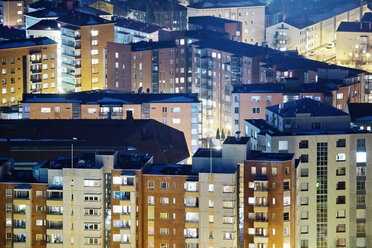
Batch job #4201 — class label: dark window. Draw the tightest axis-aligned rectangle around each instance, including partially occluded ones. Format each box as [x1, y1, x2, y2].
[312, 122, 320, 129]
[336, 181, 346, 190]
[336, 196, 346, 204]
[336, 139, 346, 147]
[300, 154, 309, 163]
[336, 167, 346, 176]
[301, 168, 308, 177]
[284, 181, 290, 191]
[283, 212, 289, 221]
[299, 140, 308, 149]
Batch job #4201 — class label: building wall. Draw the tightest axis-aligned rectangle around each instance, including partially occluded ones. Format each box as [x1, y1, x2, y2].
[0, 43, 58, 107]
[243, 158, 296, 248]
[187, 5, 265, 45]
[2, 0, 24, 26]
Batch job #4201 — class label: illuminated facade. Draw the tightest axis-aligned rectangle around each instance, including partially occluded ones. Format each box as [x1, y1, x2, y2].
[0, 37, 58, 107]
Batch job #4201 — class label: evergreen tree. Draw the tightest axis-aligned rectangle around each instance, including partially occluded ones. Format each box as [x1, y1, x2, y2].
[216, 128, 220, 139]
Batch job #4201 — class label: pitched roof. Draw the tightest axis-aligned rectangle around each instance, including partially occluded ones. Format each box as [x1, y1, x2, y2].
[0, 25, 26, 40]
[0, 37, 56, 50]
[337, 21, 372, 33]
[188, 16, 240, 27]
[114, 17, 162, 34]
[28, 19, 60, 31]
[232, 82, 337, 94]
[347, 103, 372, 122]
[24, 7, 66, 18]
[75, 6, 111, 16]
[266, 98, 349, 117]
[57, 11, 113, 26]
[22, 91, 199, 104]
[0, 119, 189, 164]
[188, 0, 264, 9]
[192, 39, 275, 57]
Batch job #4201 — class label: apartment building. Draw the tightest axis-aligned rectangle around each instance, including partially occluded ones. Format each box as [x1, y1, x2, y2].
[1, 0, 28, 26]
[266, 3, 367, 53]
[336, 14, 372, 66]
[191, 38, 272, 140]
[0, 37, 58, 107]
[114, 17, 163, 44]
[245, 98, 372, 248]
[22, 91, 200, 156]
[107, 41, 187, 94]
[242, 152, 296, 248]
[57, 11, 114, 92]
[187, 0, 265, 45]
[188, 16, 242, 42]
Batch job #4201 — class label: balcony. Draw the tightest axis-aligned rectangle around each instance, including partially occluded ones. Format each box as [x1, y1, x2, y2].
[30, 68, 42, 73]
[47, 221, 63, 230]
[14, 221, 26, 229]
[30, 59, 42, 64]
[30, 77, 42, 83]
[47, 191, 63, 201]
[14, 191, 30, 200]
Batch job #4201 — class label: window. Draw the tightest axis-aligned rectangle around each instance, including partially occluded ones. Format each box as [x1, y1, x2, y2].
[266, 96, 272, 102]
[160, 182, 168, 189]
[223, 185, 234, 193]
[337, 196, 346, 204]
[84, 180, 100, 187]
[251, 107, 260, 114]
[283, 212, 289, 221]
[337, 167, 346, 176]
[36, 191, 43, 198]
[160, 213, 168, 220]
[251, 167, 256, 174]
[36, 234, 43, 241]
[337, 139, 346, 147]
[171, 118, 181, 124]
[337, 210, 346, 218]
[251, 96, 261, 102]
[171, 107, 180, 113]
[357, 181, 365, 190]
[337, 238, 346, 247]
[301, 168, 308, 177]
[301, 182, 308, 191]
[91, 49, 98, 55]
[300, 197, 308, 205]
[301, 211, 308, 220]
[278, 141, 288, 152]
[160, 197, 169, 205]
[36, 220, 43, 226]
[6, 203, 12, 213]
[272, 167, 278, 176]
[160, 228, 169, 235]
[1, 69, 6, 74]
[337, 181, 346, 190]
[299, 140, 308, 149]
[357, 195, 365, 205]
[336, 153, 346, 161]
[301, 225, 309, 234]
[301, 240, 309, 248]
[92, 59, 99, 65]
[336, 93, 343, 99]
[224, 232, 233, 240]
[84, 223, 99, 230]
[357, 223, 365, 233]
[284, 181, 290, 190]
[148, 181, 154, 190]
[337, 224, 346, 233]
[91, 30, 99, 36]
[300, 154, 309, 163]
[6, 189, 12, 198]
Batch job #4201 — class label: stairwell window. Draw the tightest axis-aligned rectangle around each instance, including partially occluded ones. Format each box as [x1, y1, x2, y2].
[91, 30, 99, 36]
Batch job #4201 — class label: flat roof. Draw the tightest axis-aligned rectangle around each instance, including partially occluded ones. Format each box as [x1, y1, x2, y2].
[193, 148, 222, 158]
[246, 151, 294, 161]
[188, 0, 264, 9]
[337, 21, 372, 33]
[22, 91, 199, 104]
[0, 37, 57, 50]
[57, 10, 114, 27]
[143, 163, 196, 176]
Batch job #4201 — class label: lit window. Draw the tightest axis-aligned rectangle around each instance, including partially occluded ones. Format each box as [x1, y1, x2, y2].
[92, 40, 98, 46]
[91, 30, 99, 36]
[91, 49, 98, 55]
[41, 107, 51, 113]
[92, 59, 99, 65]
[171, 118, 180, 124]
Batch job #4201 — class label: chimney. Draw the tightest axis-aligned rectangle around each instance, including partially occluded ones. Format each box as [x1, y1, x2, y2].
[235, 131, 241, 142]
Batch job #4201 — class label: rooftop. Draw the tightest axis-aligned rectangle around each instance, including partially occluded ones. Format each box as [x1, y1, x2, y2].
[130, 40, 176, 51]
[0, 119, 189, 164]
[347, 103, 372, 122]
[28, 0, 52, 10]
[22, 91, 199, 104]
[246, 151, 294, 161]
[188, 0, 264, 9]
[223, 136, 250, 145]
[28, 19, 60, 31]
[192, 39, 275, 57]
[75, 6, 111, 16]
[337, 21, 372, 33]
[143, 163, 195, 176]
[193, 148, 222, 158]
[188, 16, 240, 27]
[115, 153, 152, 170]
[283, 2, 359, 29]
[361, 12, 372, 23]
[0, 37, 57, 50]
[0, 25, 26, 40]
[24, 7, 66, 18]
[114, 17, 162, 33]
[232, 82, 337, 94]
[57, 11, 113, 27]
[266, 98, 349, 118]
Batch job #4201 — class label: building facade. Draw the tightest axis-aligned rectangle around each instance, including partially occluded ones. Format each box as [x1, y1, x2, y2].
[187, 1, 265, 45]
[57, 11, 114, 92]
[0, 37, 58, 107]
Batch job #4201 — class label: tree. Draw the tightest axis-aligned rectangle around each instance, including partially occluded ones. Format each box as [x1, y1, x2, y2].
[216, 128, 220, 139]
[221, 128, 226, 140]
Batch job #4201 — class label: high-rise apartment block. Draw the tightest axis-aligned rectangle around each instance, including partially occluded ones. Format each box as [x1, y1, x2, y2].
[57, 11, 114, 92]
[245, 98, 372, 248]
[1, 0, 28, 26]
[187, 0, 265, 45]
[0, 37, 58, 107]
[107, 40, 187, 94]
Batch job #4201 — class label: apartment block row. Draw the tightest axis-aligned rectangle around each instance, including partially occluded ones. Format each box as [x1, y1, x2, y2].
[0, 133, 297, 248]
[21, 92, 200, 156]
